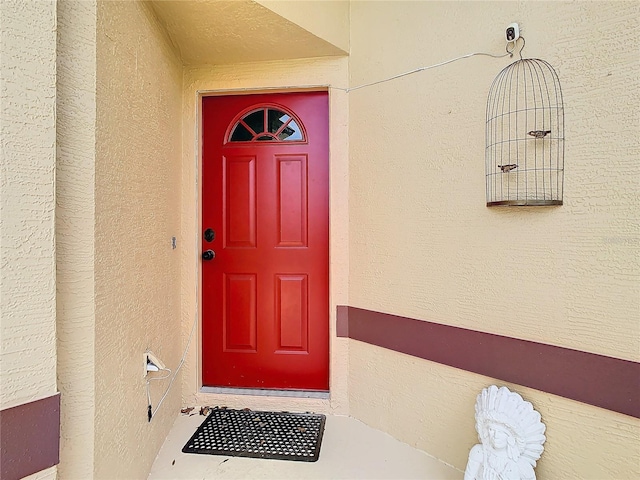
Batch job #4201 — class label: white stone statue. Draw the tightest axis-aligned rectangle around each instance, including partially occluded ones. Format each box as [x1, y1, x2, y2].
[464, 385, 546, 480]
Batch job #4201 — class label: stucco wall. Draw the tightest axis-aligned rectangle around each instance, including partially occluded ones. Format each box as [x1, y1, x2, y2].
[94, 1, 183, 478]
[22, 467, 57, 480]
[0, 0, 57, 410]
[181, 57, 350, 415]
[350, 342, 639, 479]
[258, 0, 350, 53]
[56, 1, 98, 478]
[150, 0, 345, 66]
[348, 1, 639, 478]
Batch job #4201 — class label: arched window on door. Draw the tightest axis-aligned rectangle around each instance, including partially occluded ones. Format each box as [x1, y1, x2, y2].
[226, 106, 306, 143]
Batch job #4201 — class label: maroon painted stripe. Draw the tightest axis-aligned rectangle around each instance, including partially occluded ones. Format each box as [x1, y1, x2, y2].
[0, 393, 60, 480]
[336, 305, 349, 337]
[337, 306, 640, 418]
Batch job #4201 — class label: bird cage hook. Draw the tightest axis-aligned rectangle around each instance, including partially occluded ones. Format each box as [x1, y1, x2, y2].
[505, 36, 526, 60]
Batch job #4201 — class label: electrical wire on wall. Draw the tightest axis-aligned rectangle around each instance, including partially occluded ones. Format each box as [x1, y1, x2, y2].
[146, 366, 171, 421]
[331, 45, 515, 94]
[212, 42, 517, 96]
[146, 312, 198, 422]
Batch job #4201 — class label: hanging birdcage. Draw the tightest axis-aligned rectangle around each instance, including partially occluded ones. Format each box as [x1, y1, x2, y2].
[485, 53, 564, 206]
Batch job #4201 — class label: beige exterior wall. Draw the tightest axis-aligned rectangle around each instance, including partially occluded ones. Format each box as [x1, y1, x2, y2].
[181, 57, 350, 415]
[56, 1, 97, 478]
[258, 0, 350, 53]
[22, 467, 57, 480]
[0, 0, 57, 413]
[350, 342, 639, 479]
[348, 1, 639, 477]
[93, 1, 183, 478]
[149, 0, 345, 66]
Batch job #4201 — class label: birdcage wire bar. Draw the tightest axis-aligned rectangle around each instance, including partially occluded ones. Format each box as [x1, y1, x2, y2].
[485, 58, 564, 206]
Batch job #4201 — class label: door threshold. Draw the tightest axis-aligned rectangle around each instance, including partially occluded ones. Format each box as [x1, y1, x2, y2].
[200, 386, 330, 399]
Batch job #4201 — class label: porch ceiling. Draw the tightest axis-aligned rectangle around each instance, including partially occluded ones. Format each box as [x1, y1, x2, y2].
[148, 0, 346, 66]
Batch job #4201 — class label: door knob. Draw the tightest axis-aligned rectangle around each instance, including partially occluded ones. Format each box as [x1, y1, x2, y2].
[204, 228, 215, 242]
[202, 250, 215, 261]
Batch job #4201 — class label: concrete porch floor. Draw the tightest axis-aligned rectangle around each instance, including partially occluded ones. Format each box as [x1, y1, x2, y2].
[148, 411, 461, 479]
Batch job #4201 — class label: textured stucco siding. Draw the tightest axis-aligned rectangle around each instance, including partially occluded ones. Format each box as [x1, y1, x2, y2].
[0, 0, 57, 410]
[22, 466, 57, 480]
[350, 342, 639, 479]
[94, 1, 183, 478]
[257, 0, 350, 53]
[181, 58, 350, 415]
[348, 1, 639, 478]
[149, 0, 344, 67]
[56, 1, 97, 478]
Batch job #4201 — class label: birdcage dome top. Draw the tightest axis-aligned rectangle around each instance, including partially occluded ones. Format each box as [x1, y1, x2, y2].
[488, 58, 563, 112]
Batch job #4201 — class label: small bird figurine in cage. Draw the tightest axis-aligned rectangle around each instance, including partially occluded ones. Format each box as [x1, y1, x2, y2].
[527, 130, 551, 139]
[498, 164, 518, 173]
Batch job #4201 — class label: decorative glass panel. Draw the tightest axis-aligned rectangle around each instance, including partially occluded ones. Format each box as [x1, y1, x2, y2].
[243, 110, 264, 135]
[230, 123, 253, 142]
[227, 107, 305, 143]
[268, 109, 288, 134]
[279, 120, 302, 141]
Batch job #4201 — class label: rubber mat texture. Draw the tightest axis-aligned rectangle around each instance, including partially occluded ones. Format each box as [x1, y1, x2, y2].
[182, 408, 326, 462]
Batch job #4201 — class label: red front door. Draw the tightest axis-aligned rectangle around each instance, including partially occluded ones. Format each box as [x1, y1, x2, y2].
[201, 92, 329, 391]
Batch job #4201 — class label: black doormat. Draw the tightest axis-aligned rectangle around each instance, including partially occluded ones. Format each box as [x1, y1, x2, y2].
[182, 408, 326, 462]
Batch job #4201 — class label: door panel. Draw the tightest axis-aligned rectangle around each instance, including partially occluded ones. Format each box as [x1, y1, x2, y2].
[276, 155, 308, 247]
[224, 156, 257, 248]
[223, 273, 257, 352]
[275, 274, 308, 352]
[202, 92, 329, 391]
